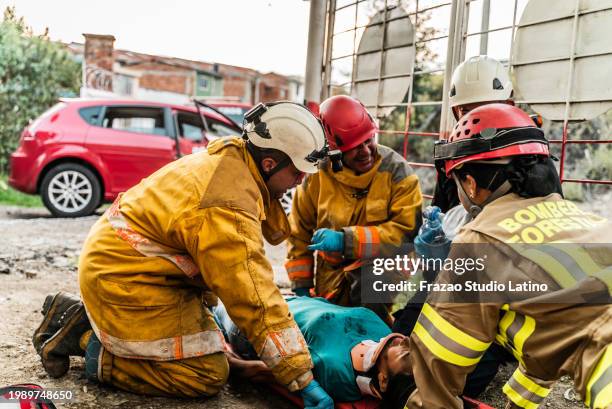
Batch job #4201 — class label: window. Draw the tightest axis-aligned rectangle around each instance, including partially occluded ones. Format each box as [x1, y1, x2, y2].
[207, 118, 240, 138]
[114, 74, 136, 96]
[197, 76, 210, 92]
[101, 106, 168, 136]
[79, 106, 102, 125]
[176, 112, 204, 142]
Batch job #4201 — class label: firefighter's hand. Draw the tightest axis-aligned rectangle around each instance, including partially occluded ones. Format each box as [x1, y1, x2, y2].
[301, 380, 334, 409]
[414, 206, 451, 261]
[307, 228, 344, 252]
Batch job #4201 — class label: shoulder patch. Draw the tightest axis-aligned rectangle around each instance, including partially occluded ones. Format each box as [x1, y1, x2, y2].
[377, 145, 415, 183]
[200, 155, 261, 218]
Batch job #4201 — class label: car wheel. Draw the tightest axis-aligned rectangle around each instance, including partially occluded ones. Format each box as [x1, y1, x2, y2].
[41, 163, 101, 217]
[280, 188, 295, 215]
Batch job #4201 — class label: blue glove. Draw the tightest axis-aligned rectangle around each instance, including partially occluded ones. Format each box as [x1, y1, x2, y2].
[301, 380, 334, 409]
[294, 287, 311, 297]
[307, 228, 344, 252]
[414, 206, 451, 260]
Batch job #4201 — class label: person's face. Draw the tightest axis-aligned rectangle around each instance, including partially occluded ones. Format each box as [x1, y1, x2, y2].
[262, 158, 305, 200]
[456, 173, 492, 210]
[376, 336, 412, 393]
[342, 137, 377, 174]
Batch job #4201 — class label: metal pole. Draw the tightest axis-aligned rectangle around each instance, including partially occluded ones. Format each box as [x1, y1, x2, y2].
[479, 0, 491, 55]
[304, 0, 327, 104]
[439, 0, 464, 139]
[560, 0, 581, 182]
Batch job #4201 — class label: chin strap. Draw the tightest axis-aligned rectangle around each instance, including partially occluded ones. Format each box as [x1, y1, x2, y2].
[452, 173, 512, 218]
[246, 141, 292, 182]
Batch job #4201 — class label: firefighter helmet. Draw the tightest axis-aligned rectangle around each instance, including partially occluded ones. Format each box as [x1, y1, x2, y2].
[449, 56, 513, 111]
[434, 104, 549, 176]
[319, 95, 377, 152]
[243, 101, 327, 173]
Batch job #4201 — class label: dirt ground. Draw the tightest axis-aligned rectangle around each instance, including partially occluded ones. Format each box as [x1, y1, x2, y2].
[2, 198, 606, 408]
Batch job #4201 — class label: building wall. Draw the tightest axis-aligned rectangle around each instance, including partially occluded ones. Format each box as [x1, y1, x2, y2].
[77, 34, 303, 106]
[258, 73, 290, 103]
[135, 88, 191, 105]
[195, 72, 223, 97]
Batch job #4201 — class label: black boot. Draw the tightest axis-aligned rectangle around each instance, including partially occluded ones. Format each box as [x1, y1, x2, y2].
[40, 303, 91, 378]
[32, 292, 81, 354]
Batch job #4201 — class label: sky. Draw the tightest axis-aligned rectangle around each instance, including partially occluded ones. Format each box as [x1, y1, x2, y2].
[1, 0, 312, 76]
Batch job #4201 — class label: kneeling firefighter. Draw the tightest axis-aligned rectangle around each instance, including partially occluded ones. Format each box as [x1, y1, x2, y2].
[285, 95, 423, 323]
[403, 104, 612, 409]
[32, 102, 335, 408]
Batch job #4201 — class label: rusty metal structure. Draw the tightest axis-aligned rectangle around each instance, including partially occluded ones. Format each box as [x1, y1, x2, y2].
[305, 0, 612, 197]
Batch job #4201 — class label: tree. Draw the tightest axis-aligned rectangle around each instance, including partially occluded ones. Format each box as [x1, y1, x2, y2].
[0, 7, 81, 172]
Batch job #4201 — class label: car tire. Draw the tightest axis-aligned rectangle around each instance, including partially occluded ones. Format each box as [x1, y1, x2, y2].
[40, 163, 101, 217]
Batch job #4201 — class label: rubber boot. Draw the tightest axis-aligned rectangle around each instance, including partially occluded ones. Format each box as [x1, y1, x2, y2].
[39, 303, 91, 378]
[32, 292, 81, 354]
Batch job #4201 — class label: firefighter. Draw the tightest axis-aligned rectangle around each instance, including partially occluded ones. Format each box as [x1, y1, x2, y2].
[32, 102, 335, 408]
[285, 95, 423, 321]
[402, 103, 612, 409]
[392, 55, 519, 398]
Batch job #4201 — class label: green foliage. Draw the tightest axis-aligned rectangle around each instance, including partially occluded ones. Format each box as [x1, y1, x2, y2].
[0, 173, 42, 207]
[0, 7, 81, 172]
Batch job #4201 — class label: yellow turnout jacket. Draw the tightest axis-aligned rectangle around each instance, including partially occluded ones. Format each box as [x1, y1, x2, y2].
[79, 137, 313, 391]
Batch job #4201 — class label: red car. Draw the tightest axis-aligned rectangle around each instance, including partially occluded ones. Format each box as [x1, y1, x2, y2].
[206, 101, 252, 126]
[9, 98, 242, 217]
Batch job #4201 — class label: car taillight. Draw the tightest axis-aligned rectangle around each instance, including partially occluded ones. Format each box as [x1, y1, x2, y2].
[21, 128, 34, 141]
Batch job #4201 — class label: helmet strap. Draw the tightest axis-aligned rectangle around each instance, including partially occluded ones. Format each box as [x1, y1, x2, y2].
[452, 173, 512, 218]
[245, 141, 292, 182]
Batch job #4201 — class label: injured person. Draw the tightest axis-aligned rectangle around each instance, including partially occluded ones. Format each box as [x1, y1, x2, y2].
[214, 296, 414, 406]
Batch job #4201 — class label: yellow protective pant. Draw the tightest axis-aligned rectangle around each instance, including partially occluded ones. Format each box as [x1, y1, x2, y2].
[98, 348, 229, 398]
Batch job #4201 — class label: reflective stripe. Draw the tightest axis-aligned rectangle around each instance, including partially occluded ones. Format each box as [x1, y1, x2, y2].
[518, 244, 605, 289]
[496, 305, 535, 366]
[586, 344, 612, 408]
[353, 226, 380, 259]
[594, 266, 612, 296]
[107, 195, 199, 278]
[259, 325, 308, 370]
[503, 367, 550, 409]
[286, 370, 314, 393]
[520, 246, 579, 288]
[89, 319, 225, 360]
[418, 312, 484, 360]
[413, 304, 490, 367]
[319, 250, 344, 265]
[285, 258, 314, 280]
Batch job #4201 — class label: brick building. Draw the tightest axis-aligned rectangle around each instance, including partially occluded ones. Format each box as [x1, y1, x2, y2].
[67, 34, 303, 105]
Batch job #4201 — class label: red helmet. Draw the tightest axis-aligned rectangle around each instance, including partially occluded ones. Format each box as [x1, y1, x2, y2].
[434, 104, 549, 176]
[319, 95, 377, 152]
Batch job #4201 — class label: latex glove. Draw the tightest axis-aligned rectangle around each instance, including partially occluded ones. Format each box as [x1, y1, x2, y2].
[414, 206, 451, 260]
[307, 228, 344, 252]
[294, 287, 311, 297]
[301, 380, 334, 409]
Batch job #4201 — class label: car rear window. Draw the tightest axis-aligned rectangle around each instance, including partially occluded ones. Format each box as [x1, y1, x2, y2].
[101, 106, 168, 136]
[78, 106, 102, 125]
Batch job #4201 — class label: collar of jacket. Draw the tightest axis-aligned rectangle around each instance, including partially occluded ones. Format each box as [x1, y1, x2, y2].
[327, 152, 382, 190]
[207, 137, 290, 245]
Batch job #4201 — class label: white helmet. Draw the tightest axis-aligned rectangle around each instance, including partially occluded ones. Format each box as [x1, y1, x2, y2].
[449, 55, 513, 108]
[243, 102, 327, 173]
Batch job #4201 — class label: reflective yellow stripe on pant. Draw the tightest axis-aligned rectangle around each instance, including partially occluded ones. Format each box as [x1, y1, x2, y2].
[503, 366, 552, 409]
[586, 344, 612, 409]
[413, 303, 491, 367]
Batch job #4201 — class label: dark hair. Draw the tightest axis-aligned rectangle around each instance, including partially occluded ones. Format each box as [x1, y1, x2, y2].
[381, 373, 417, 409]
[454, 155, 563, 199]
[246, 141, 290, 164]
